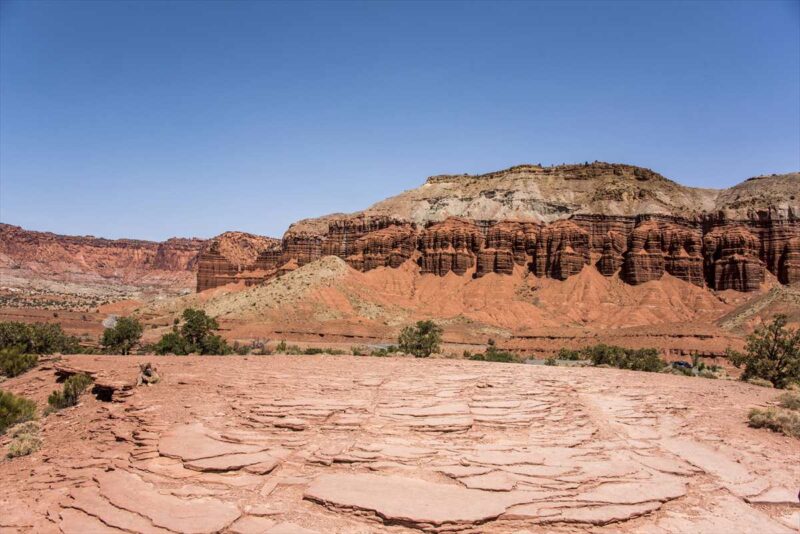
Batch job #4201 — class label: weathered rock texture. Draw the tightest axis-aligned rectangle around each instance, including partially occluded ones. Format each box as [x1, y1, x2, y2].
[195, 232, 281, 292]
[418, 218, 484, 276]
[191, 164, 798, 293]
[0, 223, 205, 291]
[3, 354, 798, 533]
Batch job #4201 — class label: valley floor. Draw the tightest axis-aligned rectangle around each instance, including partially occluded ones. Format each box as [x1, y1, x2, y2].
[1, 355, 799, 533]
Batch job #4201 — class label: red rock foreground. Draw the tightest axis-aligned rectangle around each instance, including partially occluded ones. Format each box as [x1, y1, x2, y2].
[1, 355, 798, 533]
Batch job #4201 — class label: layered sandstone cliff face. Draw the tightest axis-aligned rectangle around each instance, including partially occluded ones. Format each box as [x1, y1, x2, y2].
[195, 232, 282, 292]
[188, 165, 798, 293]
[213, 164, 794, 294]
[0, 223, 204, 289]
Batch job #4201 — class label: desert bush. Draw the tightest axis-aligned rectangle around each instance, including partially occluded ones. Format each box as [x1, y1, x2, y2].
[583, 344, 664, 373]
[154, 331, 191, 355]
[0, 389, 36, 434]
[544, 357, 557, 366]
[6, 420, 42, 458]
[351, 345, 367, 356]
[748, 407, 800, 438]
[398, 320, 442, 358]
[199, 333, 231, 355]
[272, 341, 303, 355]
[483, 339, 518, 362]
[303, 347, 346, 355]
[154, 309, 230, 355]
[747, 377, 774, 388]
[100, 317, 143, 355]
[0, 347, 38, 377]
[181, 308, 219, 347]
[47, 374, 93, 410]
[370, 345, 399, 357]
[7, 432, 42, 458]
[727, 315, 800, 389]
[777, 391, 800, 411]
[232, 342, 250, 355]
[0, 321, 80, 354]
[466, 340, 519, 363]
[698, 369, 718, 379]
[556, 348, 585, 361]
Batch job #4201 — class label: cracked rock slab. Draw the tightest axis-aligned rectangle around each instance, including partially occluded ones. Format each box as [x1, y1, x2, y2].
[304, 473, 523, 530]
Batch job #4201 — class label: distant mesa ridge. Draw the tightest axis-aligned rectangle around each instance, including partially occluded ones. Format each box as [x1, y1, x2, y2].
[1, 162, 797, 294]
[195, 162, 800, 293]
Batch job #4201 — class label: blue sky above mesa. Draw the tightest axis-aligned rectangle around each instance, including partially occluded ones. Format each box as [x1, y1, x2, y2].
[1, 0, 798, 241]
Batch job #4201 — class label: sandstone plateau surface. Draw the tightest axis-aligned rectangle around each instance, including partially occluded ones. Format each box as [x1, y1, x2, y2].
[2, 355, 799, 533]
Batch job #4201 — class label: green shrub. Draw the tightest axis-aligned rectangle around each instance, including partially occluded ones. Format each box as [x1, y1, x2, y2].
[199, 333, 231, 355]
[370, 345, 399, 357]
[6, 421, 42, 458]
[232, 342, 250, 355]
[100, 317, 143, 355]
[7, 432, 42, 458]
[698, 369, 718, 379]
[274, 342, 303, 355]
[154, 330, 191, 355]
[747, 377, 774, 388]
[0, 347, 38, 377]
[544, 357, 557, 366]
[0, 389, 36, 433]
[154, 309, 230, 355]
[777, 391, 800, 411]
[748, 407, 800, 438]
[48, 374, 93, 410]
[556, 348, 584, 361]
[583, 344, 664, 373]
[398, 320, 442, 358]
[0, 321, 80, 354]
[484, 349, 516, 363]
[465, 340, 519, 363]
[181, 308, 219, 347]
[727, 315, 800, 389]
[303, 347, 346, 355]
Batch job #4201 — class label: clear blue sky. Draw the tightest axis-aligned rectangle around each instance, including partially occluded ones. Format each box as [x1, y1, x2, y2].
[1, 1, 798, 241]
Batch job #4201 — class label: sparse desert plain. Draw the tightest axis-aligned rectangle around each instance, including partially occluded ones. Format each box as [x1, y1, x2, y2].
[1, 355, 799, 533]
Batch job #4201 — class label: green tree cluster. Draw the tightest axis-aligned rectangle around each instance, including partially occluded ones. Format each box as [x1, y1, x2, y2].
[100, 317, 144, 355]
[398, 320, 442, 358]
[155, 309, 230, 355]
[727, 315, 800, 389]
[0, 321, 80, 354]
[582, 344, 664, 372]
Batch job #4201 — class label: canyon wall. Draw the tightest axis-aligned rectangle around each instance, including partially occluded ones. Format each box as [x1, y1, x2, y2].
[195, 232, 282, 292]
[194, 165, 799, 293]
[196, 212, 799, 292]
[0, 223, 204, 289]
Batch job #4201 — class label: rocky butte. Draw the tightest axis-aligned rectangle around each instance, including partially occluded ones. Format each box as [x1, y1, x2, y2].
[194, 162, 800, 294]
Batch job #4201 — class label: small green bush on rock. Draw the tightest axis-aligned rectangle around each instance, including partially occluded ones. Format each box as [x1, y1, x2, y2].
[47, 374, 93, 410]
[6, 420, 42, 458]
[777, 391, 800, 411]
[0, 347, 38, 377]
[748, 407, 800, 438]
[0, 389, 36, 433]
